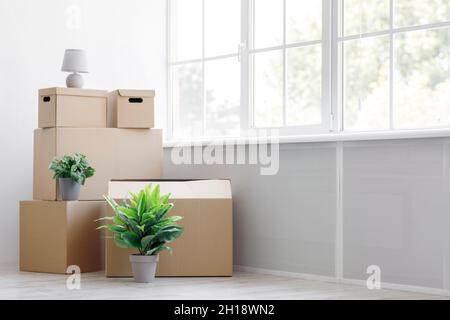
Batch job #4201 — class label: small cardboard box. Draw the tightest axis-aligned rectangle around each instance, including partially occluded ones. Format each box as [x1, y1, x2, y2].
[20, 201, 105, 274]
[33, 128, 163, 201]
[105, 179, 233, 277]
[107, 90, 155, 128]
[39, 87, 107, 128]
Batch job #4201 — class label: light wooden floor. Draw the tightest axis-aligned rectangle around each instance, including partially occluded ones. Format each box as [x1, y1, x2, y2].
[0, 267, 448, 300]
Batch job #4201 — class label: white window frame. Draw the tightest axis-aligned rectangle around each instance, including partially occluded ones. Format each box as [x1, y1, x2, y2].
[166, 0, 239, 141]
[243, 0, 333, 136]
[167, 0, 450, 142]
[167, 0, 242, 141]
[336, 0, 450, 132]
[167, 0, 333, 141]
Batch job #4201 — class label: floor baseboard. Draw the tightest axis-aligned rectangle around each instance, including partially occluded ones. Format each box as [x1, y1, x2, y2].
[234, 265, 450, 297]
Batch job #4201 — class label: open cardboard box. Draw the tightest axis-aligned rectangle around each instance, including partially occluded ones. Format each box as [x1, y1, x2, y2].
[105, 179, 233, 277]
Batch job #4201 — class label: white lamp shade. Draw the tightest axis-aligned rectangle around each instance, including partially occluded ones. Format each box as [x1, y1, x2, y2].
[61, 49, 89, 73]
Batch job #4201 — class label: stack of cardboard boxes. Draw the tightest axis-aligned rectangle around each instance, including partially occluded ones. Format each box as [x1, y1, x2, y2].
[20, 87, 161, 274]
[20, 87, 233, 277]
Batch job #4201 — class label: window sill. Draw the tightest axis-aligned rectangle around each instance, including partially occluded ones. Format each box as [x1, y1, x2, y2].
[163, 128, 450, 148]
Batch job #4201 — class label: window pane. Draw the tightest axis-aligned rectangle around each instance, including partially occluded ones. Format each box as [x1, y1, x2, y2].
[343, 0, 390, 36]
[172, 63, 203, 138]
[343, 36, 390, 131]
[395, 0, 450, 28]
[205, 0, 240, 57]
[286, 0, 322, 44]
[253, 51, 283, 127]
[171, 0, 202, 61]
[287, 46, 322, 126]
[254, 0, 283, 49]
[205, 58, 240, 137]
[394, 28, 450, 129]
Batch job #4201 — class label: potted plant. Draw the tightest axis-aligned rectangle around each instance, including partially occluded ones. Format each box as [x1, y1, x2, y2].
[98, 184, 183, 283]
[48, 153, 95, 201]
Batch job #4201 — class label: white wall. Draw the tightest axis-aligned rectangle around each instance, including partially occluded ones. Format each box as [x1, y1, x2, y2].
[0, 0, 167, 265]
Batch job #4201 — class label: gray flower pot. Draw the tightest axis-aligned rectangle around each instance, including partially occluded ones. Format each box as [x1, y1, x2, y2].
[58, 178, 81, 201]
[129, 254, 159, 283]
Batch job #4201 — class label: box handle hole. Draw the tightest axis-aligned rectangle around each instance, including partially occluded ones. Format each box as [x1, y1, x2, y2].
[43, 96, 51, 102]
[129, 98, 143, 103]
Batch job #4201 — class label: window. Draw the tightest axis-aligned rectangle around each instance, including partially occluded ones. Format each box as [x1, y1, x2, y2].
[169, 0, 241, 139]
[340, 0, 450, 131]
[168, 0, 450, 141]
[250, 0, 328, 134]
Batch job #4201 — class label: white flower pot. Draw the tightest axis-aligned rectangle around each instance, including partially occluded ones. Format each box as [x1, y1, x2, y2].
[129, 254, 159, 283]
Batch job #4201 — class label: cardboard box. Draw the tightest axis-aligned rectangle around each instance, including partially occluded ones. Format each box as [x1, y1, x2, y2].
[20, 201, 105, 274]
[105, 179, 233, 277]
[39, 87, 107, 128]
[33, 128, 163, 201]
[107, 90, 155, 128]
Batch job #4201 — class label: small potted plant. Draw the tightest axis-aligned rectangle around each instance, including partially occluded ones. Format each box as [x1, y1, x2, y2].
[98, 184, 183, 283]
[49, 153, 95, 201]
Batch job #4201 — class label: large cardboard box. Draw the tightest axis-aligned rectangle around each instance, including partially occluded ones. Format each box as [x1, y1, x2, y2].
[20, 201, 105, 274]
[107, 90, 155, 128]
[39, 87, 107, 128]
[105, 179, 233, 277]
[33, 128, 163, 201]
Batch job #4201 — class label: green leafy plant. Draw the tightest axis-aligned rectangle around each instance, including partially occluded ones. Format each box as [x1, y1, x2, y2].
[48, 153, 95, 185]
[98, 184, 183, 256]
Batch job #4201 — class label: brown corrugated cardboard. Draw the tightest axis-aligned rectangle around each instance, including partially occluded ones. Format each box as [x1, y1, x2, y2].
[33, 128, 163, 201]
[107, 90, 155, 128]
[20, 200, 105, 274]
[105, 179, 233, 277]
[39, 87, 107, 128]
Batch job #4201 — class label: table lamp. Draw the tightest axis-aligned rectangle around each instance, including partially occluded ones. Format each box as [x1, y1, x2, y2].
[61, 49, 89, 88]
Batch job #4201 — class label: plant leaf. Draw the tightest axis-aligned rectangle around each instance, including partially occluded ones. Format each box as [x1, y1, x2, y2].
[104, 196, 119, 210]
[160, 193, 171, 204]
[117, 207, 138, 219]
[114, 234, 129, 248]
[121, 231, 141, 249]
[95, 216, 114, 222]
[141, 235, 155, 249]
[147, 244, 172, 255]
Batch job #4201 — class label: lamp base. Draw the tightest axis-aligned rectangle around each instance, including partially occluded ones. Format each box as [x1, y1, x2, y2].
[66, 73, 84, 88]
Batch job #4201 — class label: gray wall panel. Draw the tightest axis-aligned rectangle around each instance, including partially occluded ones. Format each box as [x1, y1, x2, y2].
[343, 139, 448, 289]
[164, 143, 337, 276]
